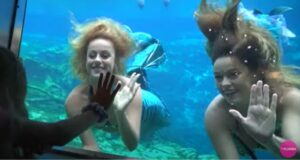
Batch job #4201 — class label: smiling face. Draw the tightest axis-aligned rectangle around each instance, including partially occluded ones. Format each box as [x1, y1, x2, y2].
[213, 56, 257, 106]
[86, 38, 116, 78]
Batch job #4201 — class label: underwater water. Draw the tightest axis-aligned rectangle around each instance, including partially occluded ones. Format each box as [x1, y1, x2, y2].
[19, 0, 300, 159]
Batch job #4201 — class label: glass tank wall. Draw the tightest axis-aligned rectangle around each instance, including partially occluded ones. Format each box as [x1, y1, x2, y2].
[19, 0, 300, 159]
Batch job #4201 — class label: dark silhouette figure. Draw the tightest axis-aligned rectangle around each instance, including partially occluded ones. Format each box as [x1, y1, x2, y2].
[0, 46, 120, 158]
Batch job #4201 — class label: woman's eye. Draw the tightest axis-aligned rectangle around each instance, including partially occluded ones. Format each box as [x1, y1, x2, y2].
[88, 51, 97, 58]
[214, 75, 222, 81]
[229, 72, 240, 79]
[101, 51, 110, 59]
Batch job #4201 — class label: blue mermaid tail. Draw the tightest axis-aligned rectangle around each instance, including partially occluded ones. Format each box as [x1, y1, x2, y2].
[125, 30, 170, 139]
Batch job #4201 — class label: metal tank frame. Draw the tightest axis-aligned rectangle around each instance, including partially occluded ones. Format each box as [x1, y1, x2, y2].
[0, 0, 27, 55]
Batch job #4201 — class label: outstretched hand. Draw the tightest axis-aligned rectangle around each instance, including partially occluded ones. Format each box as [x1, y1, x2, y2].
[113, 72, 140, 113]
[89, 72, 121, 110]
[229, 80, 278, 145]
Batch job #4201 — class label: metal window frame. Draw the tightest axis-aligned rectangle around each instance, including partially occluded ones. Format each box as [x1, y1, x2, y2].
[0, 0, 27, 56]
[10, 0, 28, 56]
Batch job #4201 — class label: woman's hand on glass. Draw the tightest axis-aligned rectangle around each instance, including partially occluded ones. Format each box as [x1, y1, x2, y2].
[113, 72, 140, 113]
[89, 72, 121, 110]
[229, 80, 278, 145]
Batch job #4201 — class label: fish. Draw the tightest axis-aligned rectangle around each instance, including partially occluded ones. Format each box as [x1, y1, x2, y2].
[238, 3, 296, 45]
[268, 6, 293, 16]
[163, 0, 170, 7]
[137, 0, 145, 9]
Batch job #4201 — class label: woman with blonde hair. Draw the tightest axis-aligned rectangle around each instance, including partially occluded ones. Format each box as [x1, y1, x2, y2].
[195, 0, 300, 158]
[65, 18, 141, 151]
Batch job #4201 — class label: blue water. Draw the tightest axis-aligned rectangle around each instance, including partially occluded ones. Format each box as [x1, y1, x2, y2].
[20, 0, 300, 159]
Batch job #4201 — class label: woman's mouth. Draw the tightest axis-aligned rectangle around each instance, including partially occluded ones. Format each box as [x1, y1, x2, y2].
[92, 67, 105, 71]
[91, 67, 106, 75]
[223, 90, 238, 97]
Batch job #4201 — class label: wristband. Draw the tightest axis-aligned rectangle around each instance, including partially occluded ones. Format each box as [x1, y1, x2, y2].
[81, 102, 108, 122]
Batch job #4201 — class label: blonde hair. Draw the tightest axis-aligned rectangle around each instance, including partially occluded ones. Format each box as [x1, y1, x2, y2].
[69, 18, 134, 82]
[194, 0, 300, 87]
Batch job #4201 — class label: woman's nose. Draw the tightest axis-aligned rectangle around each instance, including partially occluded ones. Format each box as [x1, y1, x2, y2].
[95, 54, 102, 62]
[221, 77, 231, 87]
[92, 54, 103, 66]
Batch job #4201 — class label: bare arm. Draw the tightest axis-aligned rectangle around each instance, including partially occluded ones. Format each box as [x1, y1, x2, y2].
[65, 72, 121, 151]
[229, 82, 300, 158]
[16, 110, 99, 148]
[114, 86, 142, 151]
[205, 95, 240, 159]
[262, 91, 300, 158]
[65, 90, 99, 151]
[0, 109, 15, 158]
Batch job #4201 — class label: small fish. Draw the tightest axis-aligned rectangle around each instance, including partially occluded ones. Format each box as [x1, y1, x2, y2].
[269, 6, 293, 16]
[163, 0, 170, 7]
[239, 3, 296, 45]
[137, 0, 145, 9]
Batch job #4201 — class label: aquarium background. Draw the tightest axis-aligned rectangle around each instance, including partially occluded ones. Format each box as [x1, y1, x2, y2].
[20, 0, 300, 159]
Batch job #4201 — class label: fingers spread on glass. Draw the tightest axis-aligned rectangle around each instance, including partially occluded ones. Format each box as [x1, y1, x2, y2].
[249, 84, 257, 106]
[112, 81, 122, 98]
[91, 72, 121, 109]
[251, 80, 277, 110]
[263, 84, 270, 108]
[270, 93, 278, 113]
[128, 72, 140, 91]
[256, 80, 263, 105]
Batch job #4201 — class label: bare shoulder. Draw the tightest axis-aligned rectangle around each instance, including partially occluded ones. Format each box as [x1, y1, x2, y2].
[282, 87, 300, 111]
[285, 87, 300, 99]
[205, 94, 228, 118]
[65, 84, 89, 116]
[205, 94, 235, 131]
[65, 85, 85, 105]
